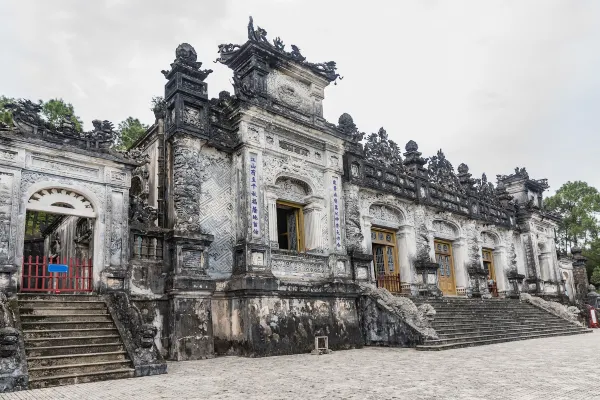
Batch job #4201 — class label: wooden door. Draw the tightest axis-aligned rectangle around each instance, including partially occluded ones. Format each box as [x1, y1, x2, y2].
[435, 240, 456, 295]
[372, 229, 401, 293]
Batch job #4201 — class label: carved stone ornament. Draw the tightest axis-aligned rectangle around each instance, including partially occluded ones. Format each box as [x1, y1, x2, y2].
[426, 149, 462, 192]
[216, 16, 342, 84]
[161, 43, 213, 81]
[2, 99, 119, 151]
[364, 128, 404, 171]
[172, 140, 202, 233]
[337, 113, 364, 142]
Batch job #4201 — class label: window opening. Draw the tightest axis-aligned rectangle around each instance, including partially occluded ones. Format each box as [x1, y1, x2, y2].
[276, 201, 304, 251]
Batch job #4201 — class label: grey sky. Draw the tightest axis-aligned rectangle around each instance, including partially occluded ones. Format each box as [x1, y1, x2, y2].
[1, 0, 599, 194]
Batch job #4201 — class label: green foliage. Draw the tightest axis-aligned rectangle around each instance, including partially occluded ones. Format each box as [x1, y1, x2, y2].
[116, 117, 149, 150]
[41, 98, 83, 132]
[591, 266, 600, 286]
[545, 181, 600, 252]
[584, 240, 600, 281]
[0, 95, 15, 126]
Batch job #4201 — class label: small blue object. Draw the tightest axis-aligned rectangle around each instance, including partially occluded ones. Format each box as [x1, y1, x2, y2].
[48, 264, 68, 273]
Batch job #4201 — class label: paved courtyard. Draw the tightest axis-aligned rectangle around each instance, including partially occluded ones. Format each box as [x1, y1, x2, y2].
[2, 331, 598, 400]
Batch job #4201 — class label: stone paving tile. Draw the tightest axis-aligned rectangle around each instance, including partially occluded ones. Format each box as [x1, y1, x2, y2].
[2, 331, 598, 400]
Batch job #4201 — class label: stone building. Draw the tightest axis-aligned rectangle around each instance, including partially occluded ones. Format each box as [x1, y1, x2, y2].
[0, 17, 590, 391]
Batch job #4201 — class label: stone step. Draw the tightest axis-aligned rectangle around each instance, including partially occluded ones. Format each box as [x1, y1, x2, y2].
[19, 300, 107, 310]
[22, 321, 115, 330]
[20, 314, 112, 323]
[29, 368, 135, 389]
[436, 325, 575, 338]
[26, 343, 125, 357]
[27, 351, 129, 368]
[19, 306, 108, 315]
[25, 335, 122, 347]
[432, 316, 564, 323]
[23, 327, 119, 339]
[432, 321, 570, 330]
[416, 329, 592, 351]
[424, 327, 589, 346]
[18, 294, 100, 302]
[28, 360, 134, 379]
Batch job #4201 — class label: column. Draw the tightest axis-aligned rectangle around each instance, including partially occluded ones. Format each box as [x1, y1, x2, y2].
[397, 225, 416, 291]
[303, 202, 323, 252]
[267, 193, 278, 248]
[452, 238, 468, 294]
[493, 245, 507, 296]
[363, 216, 374, 281]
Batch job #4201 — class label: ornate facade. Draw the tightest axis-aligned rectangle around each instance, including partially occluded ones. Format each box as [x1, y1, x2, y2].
[0, 17, 586, 371]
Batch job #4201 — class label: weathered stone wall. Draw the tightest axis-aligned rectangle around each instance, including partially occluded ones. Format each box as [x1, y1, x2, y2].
[197, 146, 234, 278]
[212, 293, 362, 356]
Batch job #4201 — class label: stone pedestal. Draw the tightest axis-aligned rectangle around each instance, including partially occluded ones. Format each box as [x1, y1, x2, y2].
[166, 231, 216, 360]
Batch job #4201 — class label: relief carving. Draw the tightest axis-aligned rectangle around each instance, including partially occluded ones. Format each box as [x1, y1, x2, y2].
[172, 139, 202, 233]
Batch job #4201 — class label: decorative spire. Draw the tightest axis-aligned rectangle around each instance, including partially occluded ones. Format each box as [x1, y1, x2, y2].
[403, 140, 427, 177]
[337, 113, 364, 142]
[162, 43, 213, 81]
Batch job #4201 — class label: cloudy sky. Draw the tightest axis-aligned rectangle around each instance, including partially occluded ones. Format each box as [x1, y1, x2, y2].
[1, 0, 599, 193]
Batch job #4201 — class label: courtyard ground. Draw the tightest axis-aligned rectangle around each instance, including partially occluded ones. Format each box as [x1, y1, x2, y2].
[2, 331, 597, 400]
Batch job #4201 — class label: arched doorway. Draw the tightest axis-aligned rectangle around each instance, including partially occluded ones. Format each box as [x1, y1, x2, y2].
[21, 188, 97, 294]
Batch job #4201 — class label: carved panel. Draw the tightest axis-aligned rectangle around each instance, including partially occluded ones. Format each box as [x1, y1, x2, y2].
[182, 106, 203, 129]
[0, 149, 18, 162]
[369, 204, 403, 225]
[271, 255, 329, 277]
[0, 173, 14, 263]
[481, 231, 497, 248]
[172, 138, 202, 233]
[432, 220, 458, 238]
[109, 191, 124, 266]
[265, 71, 312, 114]
[182, 249, 204, 271]
[30, 156, 100, 179]
[263, 154, 324, 193]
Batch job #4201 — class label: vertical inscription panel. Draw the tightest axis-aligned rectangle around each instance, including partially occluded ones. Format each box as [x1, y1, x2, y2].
[249, 152, 260, 238]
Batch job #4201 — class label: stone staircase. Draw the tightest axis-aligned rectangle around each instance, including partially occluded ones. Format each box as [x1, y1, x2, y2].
[18, 294, 135, 389]
[413, 297, 591, 351]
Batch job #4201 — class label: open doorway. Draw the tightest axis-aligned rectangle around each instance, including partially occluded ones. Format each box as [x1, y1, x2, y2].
[21, 188, 96, 294]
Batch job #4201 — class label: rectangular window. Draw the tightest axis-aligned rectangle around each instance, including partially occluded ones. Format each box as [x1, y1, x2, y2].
[276, 201, 304, 252]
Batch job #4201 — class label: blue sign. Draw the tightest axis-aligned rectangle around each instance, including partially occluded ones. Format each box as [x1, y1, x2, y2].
[48, 264, 68, 273]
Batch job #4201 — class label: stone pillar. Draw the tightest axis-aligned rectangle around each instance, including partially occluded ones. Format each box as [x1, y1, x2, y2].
[303, 201, 323, 252]
[539, 252, 552, 281]
[396, 225, 415, 290]
[493, 246, 508, 295]
[267, 193, 278, 248]
[362, 216, 374, 281]
[452, 238, 468, 295]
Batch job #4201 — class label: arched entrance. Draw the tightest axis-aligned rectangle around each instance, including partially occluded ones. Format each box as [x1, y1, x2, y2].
[21, 188, 97, 294]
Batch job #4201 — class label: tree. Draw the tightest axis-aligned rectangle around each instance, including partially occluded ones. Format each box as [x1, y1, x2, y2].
[116, 117, 148, 150]
[41, 98, 83, 132]
[0, 96, 15, 126]
[545, 181, 600, 253]
[584, 239, 600, 282]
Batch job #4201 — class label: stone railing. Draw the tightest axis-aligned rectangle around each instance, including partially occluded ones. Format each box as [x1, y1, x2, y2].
[104, 292, 167, 376]
[0, 293, 28, 393]
[358, 284, 437, 347]
[520, 293, 582, 326]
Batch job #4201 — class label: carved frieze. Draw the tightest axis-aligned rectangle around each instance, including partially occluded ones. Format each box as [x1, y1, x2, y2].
[30, 156, 100, 179]
[271, 254, 329, 277]
[432, 220, 458, 238]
